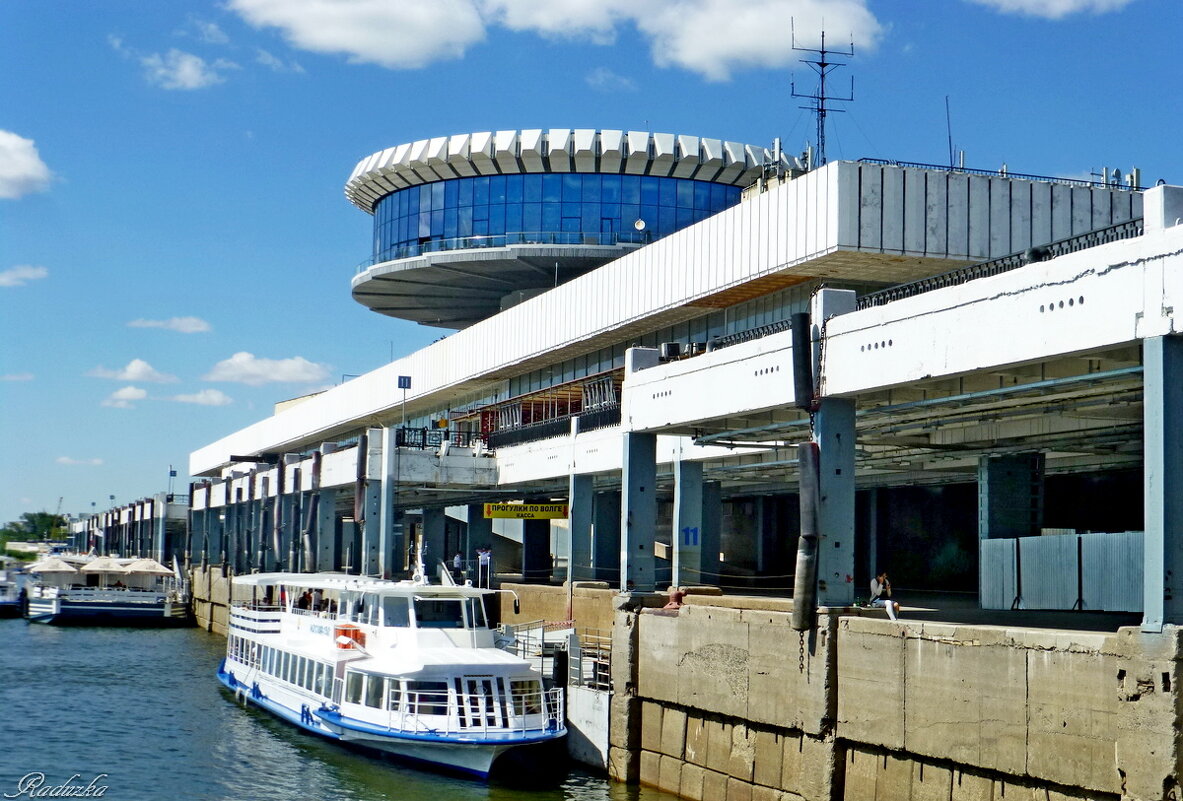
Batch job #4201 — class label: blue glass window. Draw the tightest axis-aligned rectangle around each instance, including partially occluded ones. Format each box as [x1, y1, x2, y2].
[372, 172, 741, 262]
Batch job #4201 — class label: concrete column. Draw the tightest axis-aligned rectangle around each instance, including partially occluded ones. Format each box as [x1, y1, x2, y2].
[812, 288, 857, 607]
[1143, 335, 1183, 631]
[673, 460, 703, 586]
[230, 488, 245, 573]
[423, 508, 447, 577]
[978, 453, 1045, 539]
[621, 432, 658, 591]
[593, 490, 622, 583]
[467, 503, 493, 554]
[359, 435, 383, 576]
[379, 426, 405, 579]
[569, 474, 594, 582]
[522, 518, 551, 584]
[865, 487, 879, 581]
[315, 487, 338, 572]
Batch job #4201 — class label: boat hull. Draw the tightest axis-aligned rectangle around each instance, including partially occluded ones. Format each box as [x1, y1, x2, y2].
[217, 662, 562, 779]
[25, 597, 191, 626]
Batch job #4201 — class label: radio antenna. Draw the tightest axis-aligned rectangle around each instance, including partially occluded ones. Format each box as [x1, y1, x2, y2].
[790, 21, 854, 168]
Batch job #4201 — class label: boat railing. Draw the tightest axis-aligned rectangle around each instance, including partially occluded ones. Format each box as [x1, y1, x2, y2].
[229, 603, 283, 634]
[382, 686, 564, 739]
[42, 587, 169, 603]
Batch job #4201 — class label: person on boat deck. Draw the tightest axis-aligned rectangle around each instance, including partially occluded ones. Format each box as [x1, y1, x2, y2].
[870, 571, 900, 621]
[296, 590, 312, 611]
[311, 588, 323, 612]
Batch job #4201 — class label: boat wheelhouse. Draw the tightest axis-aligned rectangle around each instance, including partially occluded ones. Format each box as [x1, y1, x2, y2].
[24, 555, 190, 625]
[217, 572, 565, 779]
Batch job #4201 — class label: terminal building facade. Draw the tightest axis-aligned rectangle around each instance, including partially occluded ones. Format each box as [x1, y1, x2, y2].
[185, 127, 1160, 612]
[165, 127, 1183, 798]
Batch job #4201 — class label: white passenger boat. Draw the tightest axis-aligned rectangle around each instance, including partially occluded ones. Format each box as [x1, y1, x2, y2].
[24, 555, 190, 625]
[217, 570, 566, 779]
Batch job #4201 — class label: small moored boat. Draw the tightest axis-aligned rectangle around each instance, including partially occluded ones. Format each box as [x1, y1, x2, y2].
[24, 554, 190, 625]
[217, 570, 565, 779]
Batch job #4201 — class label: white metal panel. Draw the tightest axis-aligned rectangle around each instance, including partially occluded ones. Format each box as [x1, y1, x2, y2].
[519, 129, 544, 172]
[624, 131, 650, 174]
[600, 129, 623, 172]
[1070, 186, 1092, 235]
[469, 131, 496, 175]
[650, 133, 676, 177]
[1051, 183, 1073, 240]
[989, 178, 1010, 255]
[494, 130, 519, 173]
[1010, 181, 1031, 253]
[1031, 181, 1052, 247]
[946, 173, 969, 258]
[980, 539, 1017, 609]
[882, 166, 904, 253]
[967, 175, 990, 258]
[673, 135, 699, 178]
[902, 169, 925, 255]
[858, 164, 882, 250]
[924, 171, 947, 255]
[696, 137, 724, 182]
[548, 129, 572, 172]
[573, 129, 596, 172]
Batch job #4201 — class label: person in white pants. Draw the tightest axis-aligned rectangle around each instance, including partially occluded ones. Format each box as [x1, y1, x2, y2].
[870, 571, 900, 620]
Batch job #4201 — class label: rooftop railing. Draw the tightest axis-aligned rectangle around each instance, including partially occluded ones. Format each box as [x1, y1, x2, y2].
[358, 230, 648, 272]
[857, 158, 1142, 191]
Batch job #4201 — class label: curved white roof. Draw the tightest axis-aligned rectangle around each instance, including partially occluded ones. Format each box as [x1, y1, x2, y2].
[345, 129, 797, 213]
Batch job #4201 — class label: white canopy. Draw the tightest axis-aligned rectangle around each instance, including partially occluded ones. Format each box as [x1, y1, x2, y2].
[123, 558, 173, 576]
[27, 556, 78, 574]
[80, 556, 130, 574]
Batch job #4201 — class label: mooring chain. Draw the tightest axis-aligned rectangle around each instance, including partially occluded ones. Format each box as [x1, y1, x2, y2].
[798, 630, 806, 673]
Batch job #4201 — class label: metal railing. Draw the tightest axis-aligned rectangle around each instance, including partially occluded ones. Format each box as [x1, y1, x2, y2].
[367, 686, 563, 738]
[486, 404, 622, 450]
[706, 318, 795, 352]
[858, 219, 1145, 309]
[395, 428, 482, 450]
[568, 629, 612, 691]
[229, 603, 283, 634]
[360, 230, 647, 271]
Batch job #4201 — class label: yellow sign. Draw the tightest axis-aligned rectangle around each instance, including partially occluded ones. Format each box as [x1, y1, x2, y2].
[483, 503, 569, 520]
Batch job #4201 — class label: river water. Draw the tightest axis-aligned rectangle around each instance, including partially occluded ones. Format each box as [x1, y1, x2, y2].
[0, 620, 677, 801]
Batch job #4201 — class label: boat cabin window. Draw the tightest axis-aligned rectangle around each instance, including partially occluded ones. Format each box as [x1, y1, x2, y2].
[345, 671, 363, 704]
[467, 597, 489, 629]
[510, 679, 543, 715]
[413, 598, 465, 629]
[364, 675, 386, 708]
[406, 680, 449, 716]
[382, 596, 410, 627]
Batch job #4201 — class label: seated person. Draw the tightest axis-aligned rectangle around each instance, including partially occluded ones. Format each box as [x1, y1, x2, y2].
[870, 571, 900, 621]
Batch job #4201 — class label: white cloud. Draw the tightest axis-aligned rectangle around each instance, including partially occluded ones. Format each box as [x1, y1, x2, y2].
[126, 316, 212, 333]
[586, 66, 637, 92]
[140, 49, 239, 89]
[0, 131, 52, 199]
[634, 0, 881, 81]
[226, 0, 881, 81]
[190, 18, 230, 44]
[229, 0, 485, 69]
[56, 456, 104, 466]
[101, 386, 148, 409]
[203, 351, 330, 386]
[965, 0, 1135, 18]
[482, 0, 633, 43]
[88, 358, 178, 384]
[171, 388, 234, 406]
[256, 48, 305, 73]
[2, 373, 34, 382]
[0, 265, 48, 287]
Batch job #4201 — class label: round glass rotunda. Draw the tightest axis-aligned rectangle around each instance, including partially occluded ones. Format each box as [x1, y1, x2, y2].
[347, 129, 792, 328]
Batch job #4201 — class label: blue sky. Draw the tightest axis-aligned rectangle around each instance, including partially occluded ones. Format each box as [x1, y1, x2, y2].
[1, 0, 1177, 524]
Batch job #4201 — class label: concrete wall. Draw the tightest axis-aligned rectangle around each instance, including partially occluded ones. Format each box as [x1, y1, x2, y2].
[617, 597, 1183, 801]
[497, 582, 623, 633]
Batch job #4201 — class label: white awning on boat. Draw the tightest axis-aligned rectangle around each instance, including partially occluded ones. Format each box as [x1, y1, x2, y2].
[80, 556, 130, 574]
[27, 557, 78, 573]
[124, 558, 173, 575]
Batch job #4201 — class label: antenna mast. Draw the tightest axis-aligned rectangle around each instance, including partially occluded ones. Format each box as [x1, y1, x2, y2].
[790, 22, 854, 167]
